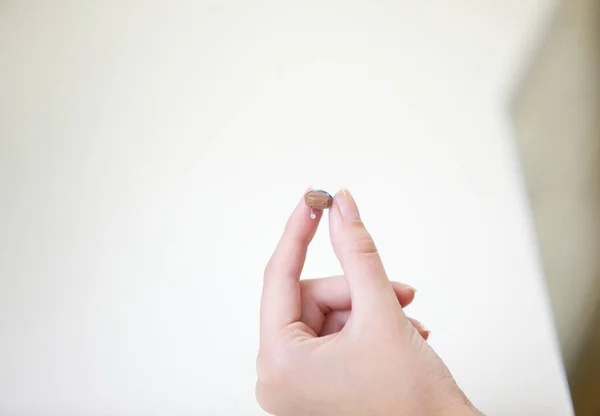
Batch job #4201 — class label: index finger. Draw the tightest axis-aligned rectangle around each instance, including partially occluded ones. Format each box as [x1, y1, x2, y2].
[260, 190, 323, 339]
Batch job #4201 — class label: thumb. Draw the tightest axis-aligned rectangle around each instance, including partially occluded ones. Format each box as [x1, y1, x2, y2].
[329, 189, 401, 321]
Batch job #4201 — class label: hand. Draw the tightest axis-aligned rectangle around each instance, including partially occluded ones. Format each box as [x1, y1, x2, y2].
[299, 276, 430, 339]
[257, 189, 479, 416]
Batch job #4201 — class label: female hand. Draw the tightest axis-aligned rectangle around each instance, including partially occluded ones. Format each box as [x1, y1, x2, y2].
[299, 276, 429, 339]
[257, 189, 480, 416]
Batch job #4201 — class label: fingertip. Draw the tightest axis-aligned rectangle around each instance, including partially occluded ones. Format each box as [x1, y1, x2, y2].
[391, 282, 417, 308]
[391, 281, 417, 293]
[408, 317, 431, 341]
[327, 188, 361, 253]
[335, 188, 361, 222]
[287, 188, 324, 233]
[327, 190, 344, 253]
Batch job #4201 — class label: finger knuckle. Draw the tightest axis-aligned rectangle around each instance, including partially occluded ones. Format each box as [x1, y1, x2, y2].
[349, 229, 378, 255]
[361, 251, 383, 272]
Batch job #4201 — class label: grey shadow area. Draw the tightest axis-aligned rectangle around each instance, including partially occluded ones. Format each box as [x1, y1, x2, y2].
[510, 0, 600, 414]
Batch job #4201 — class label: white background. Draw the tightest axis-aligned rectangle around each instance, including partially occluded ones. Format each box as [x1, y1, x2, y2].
[0, 1, 573, 414]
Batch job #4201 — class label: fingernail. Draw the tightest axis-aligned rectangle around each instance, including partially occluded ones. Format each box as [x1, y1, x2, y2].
[413, 318, 430, 333]
[336, 188, 361, 222]
[402, 285, 417, 296]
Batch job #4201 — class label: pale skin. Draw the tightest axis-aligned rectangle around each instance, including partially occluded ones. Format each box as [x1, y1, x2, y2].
[257, 188, 482, 416]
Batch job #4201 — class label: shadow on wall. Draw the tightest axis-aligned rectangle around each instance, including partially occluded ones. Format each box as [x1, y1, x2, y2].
[568, 3, 600, 411]
[510, 0, 600, 414]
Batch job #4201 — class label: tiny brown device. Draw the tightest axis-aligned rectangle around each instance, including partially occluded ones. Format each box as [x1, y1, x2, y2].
[304, 190, 333, 209]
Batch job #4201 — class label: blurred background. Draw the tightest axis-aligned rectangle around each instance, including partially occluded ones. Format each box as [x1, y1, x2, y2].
[513, 0, 600, 414]
[1, 0, 599, 414]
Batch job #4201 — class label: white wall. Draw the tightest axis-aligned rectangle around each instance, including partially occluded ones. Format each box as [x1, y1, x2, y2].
[0, 1, 572, 414]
